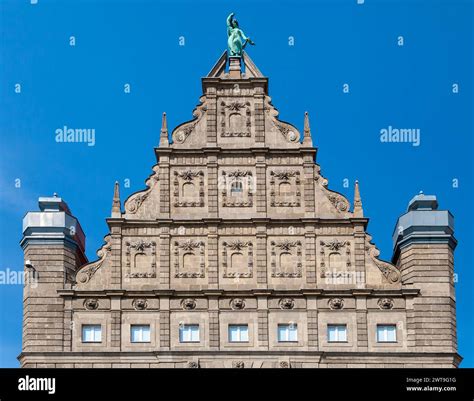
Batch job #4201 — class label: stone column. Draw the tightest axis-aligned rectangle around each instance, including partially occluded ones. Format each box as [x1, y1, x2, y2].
[110, 295, 122, 350]
[257, 296, 269, 349]
[255, 154, 267, 215]
[305, 225, 316, 286]
[353, 222, 366, 287]
[303, 154, 315, 216]
[254, 87, 265, 143]
[109, 223, 122, 289]
[159, 297, 170, 350]
[307, 296, 318, 349]
[208, 297, 220, 350]
[207, 153, 218, 218]
[206, 87, 217, 144]
[159, 157, 170, 216]
[207, 225, 219, 289]
[159, 226, 170, 287]
[256, 225, 267, 286]
[355, 293, 369, 351]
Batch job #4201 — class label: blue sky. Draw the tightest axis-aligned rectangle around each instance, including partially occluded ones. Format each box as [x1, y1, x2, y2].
[0, 0, 472, 367]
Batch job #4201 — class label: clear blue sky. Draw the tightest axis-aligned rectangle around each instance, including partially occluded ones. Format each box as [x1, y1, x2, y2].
[0, 0, 472, 367]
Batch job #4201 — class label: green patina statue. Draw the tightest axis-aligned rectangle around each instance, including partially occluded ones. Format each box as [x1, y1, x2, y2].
[227, 13, 255, 57]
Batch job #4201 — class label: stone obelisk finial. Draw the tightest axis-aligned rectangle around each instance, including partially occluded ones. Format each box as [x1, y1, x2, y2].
[159, 112, 169, 147]
[303, 111, 313, 146]
[353, 180, 364, 218]
[111, 181, 121, 218]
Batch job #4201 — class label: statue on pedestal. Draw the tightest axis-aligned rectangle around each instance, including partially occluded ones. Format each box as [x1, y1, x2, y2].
[227, 13, 255, 57]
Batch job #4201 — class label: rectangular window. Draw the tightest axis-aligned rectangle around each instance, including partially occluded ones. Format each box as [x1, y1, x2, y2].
[277, 324, 298, 342]
[179, 324, 200, 343]
[327, 324, 347, 342]
[130, 325, 151, 343]
[376, 324, 397, 342]
[82, 324, 102, 343]
[228, 325, 249, 342]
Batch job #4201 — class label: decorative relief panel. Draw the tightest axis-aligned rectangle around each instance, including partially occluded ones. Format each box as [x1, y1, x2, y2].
[173, 170, 204, 207]
[174, 239, 206, 278]
[221, 240, 253, 278]
[219, 100, 251, 137]
[221, 170, 254, 207]
[270, 170, 301, 207]
[125, 239, 157, 278]
[319, 239, 351, 278]
[270, 239, 303, 278]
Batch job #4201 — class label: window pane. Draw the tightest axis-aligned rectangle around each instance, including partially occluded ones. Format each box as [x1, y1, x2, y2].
[191, 326, 200, 342]
[377, 325, 396, 342]
[229, 325, 249, 342]
[288, 325, 298, 341]
[338, 326, 347, 342]
[82, 325, 101, 342]
[240, 326, 249, 342]
[180, 325, 199, 342]
[278, 324, 297, 342]
[328, 325, 346, 342]
[131, 325, 150, 343]
[387, 326, 396, 342]
[278, 325, 287, 342]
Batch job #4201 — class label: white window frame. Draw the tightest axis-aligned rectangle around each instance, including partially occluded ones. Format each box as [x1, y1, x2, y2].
[179, 324, 200, 343]
[82, 324, 102, 343]
[327, 324, 347, 342]
[277, 324, 298, 342]
[130, 325, 151, 343]
[228, 324, 249, 343]
[376, 324, 397, 343]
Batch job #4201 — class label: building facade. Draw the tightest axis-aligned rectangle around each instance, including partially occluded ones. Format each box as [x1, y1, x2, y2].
[19, 53, 461, 368]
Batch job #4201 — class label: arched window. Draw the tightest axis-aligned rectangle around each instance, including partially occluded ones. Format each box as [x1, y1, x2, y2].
[230, 180, 243, 196]
[182, 182, 197, 199]
[278, 182, 293, 198]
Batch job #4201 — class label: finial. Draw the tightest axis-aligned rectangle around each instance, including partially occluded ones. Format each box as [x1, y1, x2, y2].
[159, 112, 169, 147]
[111, 181, 121, 218]
[419, 190, 423, 195]
[53, 192, 58, 197]
[303, 111, 313, 146]
[353, 180, 364, 218]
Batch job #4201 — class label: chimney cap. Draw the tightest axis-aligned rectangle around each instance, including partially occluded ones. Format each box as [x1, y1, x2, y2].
[407, 193, 438, 212]
[38, 195, 71, 214]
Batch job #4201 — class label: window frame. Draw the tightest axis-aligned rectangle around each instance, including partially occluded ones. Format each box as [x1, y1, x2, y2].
[277, 324, 298, 343]
[327, 324, 348, 343]
[376, 324, 397, 343]
[179, 324, 200, 343]
[81, 324, 102, 343]
[228, 324, 249, 343]
[130, 324, 151, 343]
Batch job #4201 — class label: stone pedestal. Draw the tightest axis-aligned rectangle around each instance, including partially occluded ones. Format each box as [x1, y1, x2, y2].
[228, 56, 241, 78]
